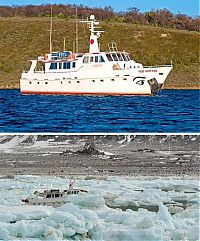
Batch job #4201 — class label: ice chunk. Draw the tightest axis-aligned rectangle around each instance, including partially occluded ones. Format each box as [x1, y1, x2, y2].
[0, 214, 17, 223]
[103, 227, 163, 241]
[68, 193, 105, 208]
[0, 227, 9, 240]
[136, 216, 155, 229]
[157, 202, 174, 228]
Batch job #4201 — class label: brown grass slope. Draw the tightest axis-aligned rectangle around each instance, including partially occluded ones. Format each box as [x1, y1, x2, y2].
[0, 17, 199, 89]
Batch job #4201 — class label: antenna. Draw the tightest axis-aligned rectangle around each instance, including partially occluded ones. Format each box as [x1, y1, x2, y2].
[75, 7, 78, 53]
[80, 15, 104, 53]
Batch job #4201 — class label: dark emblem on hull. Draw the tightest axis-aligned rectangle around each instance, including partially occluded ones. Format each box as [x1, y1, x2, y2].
[133, 77, 146, 85]
[148, 78, 160, 95]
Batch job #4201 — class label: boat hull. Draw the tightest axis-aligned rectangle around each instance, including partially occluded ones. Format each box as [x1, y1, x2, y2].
[20, 77, 160, 96]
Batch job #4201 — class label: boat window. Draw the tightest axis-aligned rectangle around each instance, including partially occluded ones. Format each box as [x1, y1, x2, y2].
[121, 53, 127, 61]
[106, 54, 113, 61]
[111, 53, 118, 61]
[95, 56, 98, 62]
[72, 62, 76, 68]
[46, 194, 51, 198]
[61, 194, 63, 197]
[83, 56, 89, 63]
[99, 56, 105, 62]
[55, 194, 59, 198]
[63, 62, 71, 69]
[59, 62, 62, 69]
[67, 191, 71, 194]
[117, 53, 123, 61]
[126, 54, 131, 61]
[50, 63, 57, 69]
[90, 56, 94, 62]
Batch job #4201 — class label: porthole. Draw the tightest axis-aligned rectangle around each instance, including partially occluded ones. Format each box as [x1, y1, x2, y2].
[37, 82, 39, 84]
[29, 81, 32, 84]
[111, 79, 115, 81]
[68, 81, 71, 84]
[100, 79, 104, 82]
[60, 81, 63, 84]
[45, 82, 48, 84]
[92, 80, 95, 82]
[77, 81, 80, 83]
[75, 77, 77, 79]
[123, 78, 127, 80]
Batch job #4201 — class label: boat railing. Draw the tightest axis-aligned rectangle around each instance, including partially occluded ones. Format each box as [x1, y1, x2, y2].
[143, 64, 173, 68]
[22, 70, 45, 73]
[34, 70, 45, 73]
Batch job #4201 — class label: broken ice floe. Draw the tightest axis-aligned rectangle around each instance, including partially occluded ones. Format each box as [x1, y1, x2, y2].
[0, 175, 198, 241]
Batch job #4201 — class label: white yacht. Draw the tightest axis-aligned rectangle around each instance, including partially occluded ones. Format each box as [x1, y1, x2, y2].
[21, 180, 88, 207]
[20, 15, 173, 95]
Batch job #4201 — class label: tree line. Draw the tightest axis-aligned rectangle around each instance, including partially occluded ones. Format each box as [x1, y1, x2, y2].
[0, 4, 199, 31]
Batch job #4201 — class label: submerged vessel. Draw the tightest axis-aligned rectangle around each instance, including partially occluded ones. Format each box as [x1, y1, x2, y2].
[21, 180, 88, 207]
[20, 15, 173, 95]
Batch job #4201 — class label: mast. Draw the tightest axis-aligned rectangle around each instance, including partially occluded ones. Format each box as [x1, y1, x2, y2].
[49, 4, 53, 53]
[63, 37, 66, 51]
[75, 7, 78, 53]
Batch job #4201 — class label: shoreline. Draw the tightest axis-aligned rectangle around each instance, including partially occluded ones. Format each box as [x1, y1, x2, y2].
[0, 135, 199, 186]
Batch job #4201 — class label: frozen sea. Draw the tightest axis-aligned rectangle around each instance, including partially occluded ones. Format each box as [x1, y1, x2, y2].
[0, 175, 199, 241]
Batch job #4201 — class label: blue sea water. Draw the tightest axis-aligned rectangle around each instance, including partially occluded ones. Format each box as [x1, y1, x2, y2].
[0, 89, 199, 133]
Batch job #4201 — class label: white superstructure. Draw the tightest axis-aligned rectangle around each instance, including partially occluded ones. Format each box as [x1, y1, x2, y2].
[20, 15, 173, 95]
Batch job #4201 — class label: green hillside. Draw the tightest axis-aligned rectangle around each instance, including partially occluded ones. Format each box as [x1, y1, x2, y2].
[0, 17, 199, 89]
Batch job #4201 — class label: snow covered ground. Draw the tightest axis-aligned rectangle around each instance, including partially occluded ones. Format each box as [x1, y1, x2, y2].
[0, 175, 199, 241]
